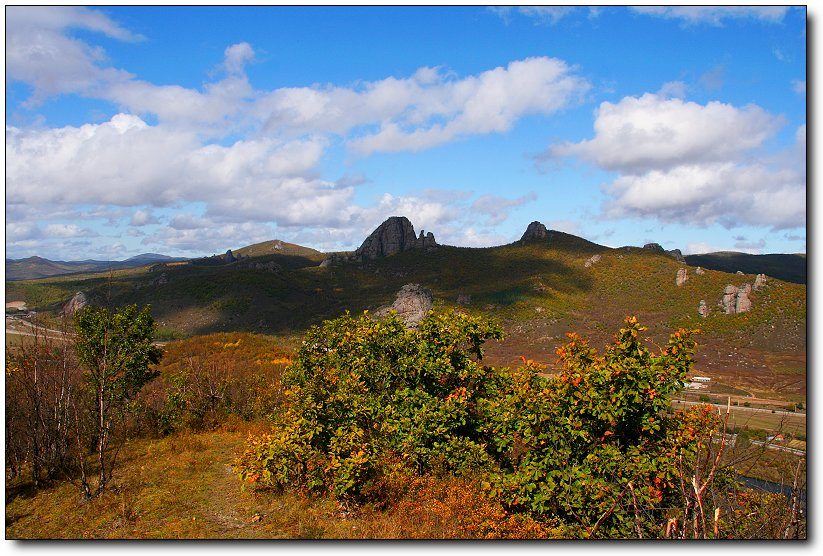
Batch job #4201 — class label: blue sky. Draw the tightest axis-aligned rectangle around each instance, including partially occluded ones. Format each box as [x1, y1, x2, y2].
[5, 5, 807, 261]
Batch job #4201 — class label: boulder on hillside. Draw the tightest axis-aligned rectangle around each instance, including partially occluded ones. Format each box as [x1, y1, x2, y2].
[584, 254, 601, 268]
[720, 284, 753, 314]
[698, 300, 709, 318]
[355, 216, 437, 259]
[754, 273, 767, 291]
[695, 266, 705, 275]
[520, 221, 550, 242]
[676, 268, 688, 286]
[375, 283, 434, 328]
[721, 285, 738, 314]
[61, 291, 88, 316]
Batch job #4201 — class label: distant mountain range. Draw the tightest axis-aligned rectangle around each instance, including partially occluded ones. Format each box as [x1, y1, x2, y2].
[684, 252, 806, 285]
[5, 253, 188, 281]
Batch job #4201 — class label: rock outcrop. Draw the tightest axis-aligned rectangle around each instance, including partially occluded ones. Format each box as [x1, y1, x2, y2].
[698, 300, 709, 317]
[355, 216, 437, 259]
[695, 266, 705, 275]
[721, 285, 738, 314]
[224, 249, 237, 263]
[676, 268, 688, 286]
[754, 273, 767, 291]
[62, 292, 88, 316]
[520, 221, 549, 242]
[668, 248, 686, 264]
[642, 242, 685, 262]
[375, 283, 433, 328]
[643, 242, 664, 252]
[584, 254, 601, 268]
[720, 284, 752, 314]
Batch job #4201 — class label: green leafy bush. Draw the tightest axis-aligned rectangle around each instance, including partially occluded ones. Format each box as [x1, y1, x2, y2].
[236, 310, 502, 500]
[238, 312, 765, 537]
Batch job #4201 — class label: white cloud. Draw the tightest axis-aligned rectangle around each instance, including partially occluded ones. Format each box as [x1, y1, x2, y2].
[551, 93, 783, 173]
[603, 161, 804, 229]
[6, 115, 338, 225]
[551, 92, 804, 230]
[223, 42, 255, 75]
[130, 209, 159, 226]
[792, 79, 806, 95]
[657, 81, 687, 99]
[489, 6, 578, 25]
[348, 57, 589, 154]
[632, 6, 790, 26]
[43, 223, 98, 238]
[6, 6, 136, 103]
[517, 7, 577, 25]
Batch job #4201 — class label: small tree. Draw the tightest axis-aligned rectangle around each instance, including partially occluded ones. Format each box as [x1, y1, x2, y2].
[73, 304, 162, 498]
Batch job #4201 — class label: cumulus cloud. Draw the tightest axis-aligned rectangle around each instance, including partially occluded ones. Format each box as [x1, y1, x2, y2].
[6, 6, 137, 103]
[130, 209, 159, 226]
[631, 6, 790, 26]
[551, 94, 782, 173]
[551, 92, 805, 230]
[792, 79, 806, 95]
[256, 57, 589, 153]
[223, 42, 255, 74]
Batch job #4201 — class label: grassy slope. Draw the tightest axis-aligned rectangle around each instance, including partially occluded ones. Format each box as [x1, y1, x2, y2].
[5, 425, 558, 539]
[6, 233, 805, 396]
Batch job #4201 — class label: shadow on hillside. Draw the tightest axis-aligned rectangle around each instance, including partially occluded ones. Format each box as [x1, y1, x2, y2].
[14, 244, 596, 339]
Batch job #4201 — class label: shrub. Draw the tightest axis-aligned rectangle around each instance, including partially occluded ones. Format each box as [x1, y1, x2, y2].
[483, 317, 702, 537]
[236, 310, 503, 501]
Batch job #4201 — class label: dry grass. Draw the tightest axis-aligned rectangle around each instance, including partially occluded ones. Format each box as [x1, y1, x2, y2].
[6, 423, 563, 539]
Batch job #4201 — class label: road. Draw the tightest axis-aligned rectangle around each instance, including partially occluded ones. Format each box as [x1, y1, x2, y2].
[672, 399, 805, 420]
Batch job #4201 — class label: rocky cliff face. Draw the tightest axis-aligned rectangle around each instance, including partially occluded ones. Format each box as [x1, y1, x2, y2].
[354, 216, 437, 259]
[61, 291, 88, 316]
[520, 221, 550, 242]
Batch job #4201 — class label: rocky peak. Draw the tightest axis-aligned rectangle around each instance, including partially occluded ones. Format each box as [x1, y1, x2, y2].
[355, 216, 437, 259]
[520, 221, 549, 242]
[224, 249, 237, 263]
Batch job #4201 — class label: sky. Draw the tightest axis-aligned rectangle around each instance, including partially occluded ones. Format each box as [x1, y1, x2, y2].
[4, 4, 807, 261]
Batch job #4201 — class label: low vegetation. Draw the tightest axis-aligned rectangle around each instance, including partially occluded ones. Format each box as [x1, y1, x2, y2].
[6, 304, 805, 539]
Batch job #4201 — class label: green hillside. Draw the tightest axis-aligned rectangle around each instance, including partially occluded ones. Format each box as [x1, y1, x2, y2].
[7, 228, 805, 395]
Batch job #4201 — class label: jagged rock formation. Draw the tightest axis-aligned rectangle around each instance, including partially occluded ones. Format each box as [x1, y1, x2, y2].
[520, 221, 549, 242]
[355, 216, 437, 259]
[736, 270, 744, 275]
[695, 266, 705, 275]
[676, 268, 688, 286]
[375, 283, 433, 328]
[224, 249, 237, 263]
[754, 273, 767, 291]
[584, 254, 601, 268]
[668, 249, 686, 263]
[698, 300, 709, 317]
[61, 292, 88, 316]
[721, 285, 738, 314]
[643, 242, 685, 262]
[720, 284, 753, 314]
